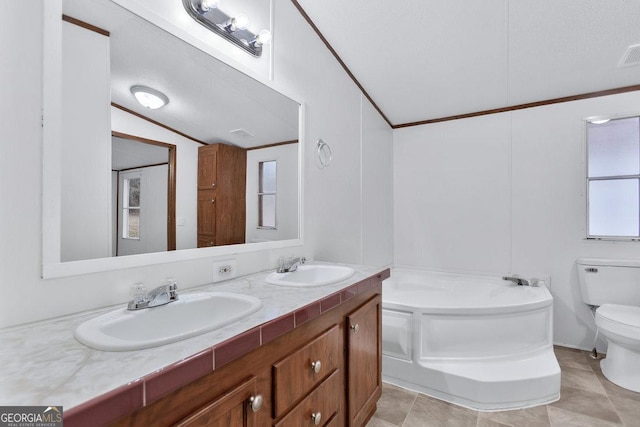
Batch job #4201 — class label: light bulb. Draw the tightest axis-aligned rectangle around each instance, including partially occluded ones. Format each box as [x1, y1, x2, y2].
[253, 29, 272, 46]
[199, 0, 220, 12]
[230, 13, 249, 31]
[130, 86, 169, 109]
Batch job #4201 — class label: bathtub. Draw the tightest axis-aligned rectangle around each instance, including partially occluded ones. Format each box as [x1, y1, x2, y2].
[382, 268, 560, 411]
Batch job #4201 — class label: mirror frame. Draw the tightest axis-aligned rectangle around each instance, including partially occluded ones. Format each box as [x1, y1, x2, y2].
[42, 0, 304, 278]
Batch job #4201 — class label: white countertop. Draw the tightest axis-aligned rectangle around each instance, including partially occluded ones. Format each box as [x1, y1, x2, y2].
[0, 262, 382, 409]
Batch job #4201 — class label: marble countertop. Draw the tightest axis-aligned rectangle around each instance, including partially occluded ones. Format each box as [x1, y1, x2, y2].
[0, 262, 383, 410]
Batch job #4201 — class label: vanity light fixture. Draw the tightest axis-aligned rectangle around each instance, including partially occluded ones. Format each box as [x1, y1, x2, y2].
[182, 0, 272, 57]
[587, 117, 611, 125]
[130, 85, 169, 109]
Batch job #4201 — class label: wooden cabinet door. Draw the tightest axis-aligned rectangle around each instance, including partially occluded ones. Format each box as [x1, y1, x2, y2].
[347, 295, 382, 426]
[198, 146, 217, 190]
[176, 376, 263, 427]
[197, 190, 216, 241]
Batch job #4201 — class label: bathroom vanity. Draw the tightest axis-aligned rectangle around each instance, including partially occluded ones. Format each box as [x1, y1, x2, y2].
[116, 279, 382, 427]
[0, 264, 388, 427]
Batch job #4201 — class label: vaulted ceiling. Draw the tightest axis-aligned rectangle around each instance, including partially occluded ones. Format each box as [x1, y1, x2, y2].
[295, 0, 640, 126]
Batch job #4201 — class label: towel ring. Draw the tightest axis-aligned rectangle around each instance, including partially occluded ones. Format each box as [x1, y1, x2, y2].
[316, 139, 332, 169]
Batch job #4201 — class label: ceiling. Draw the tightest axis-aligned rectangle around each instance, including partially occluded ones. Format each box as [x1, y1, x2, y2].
[63, 0, 299, 148]
[112, 136, 168, 171]
[295, 0, 640, 126]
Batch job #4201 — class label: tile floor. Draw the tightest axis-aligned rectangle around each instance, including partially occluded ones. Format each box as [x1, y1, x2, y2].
[367, 347, 640, 427]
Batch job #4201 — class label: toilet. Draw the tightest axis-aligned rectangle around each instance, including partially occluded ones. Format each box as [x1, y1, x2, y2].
[577, 258, 640, 392]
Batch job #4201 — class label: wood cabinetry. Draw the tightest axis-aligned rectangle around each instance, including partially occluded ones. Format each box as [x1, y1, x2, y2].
[347, 297, 382, 426]
[114, 278, 384, 427]
[197, 143, 246, 247]
[176, 377, 261, 427]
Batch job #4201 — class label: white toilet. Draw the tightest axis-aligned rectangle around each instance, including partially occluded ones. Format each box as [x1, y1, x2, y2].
[577, 258, 640, 392]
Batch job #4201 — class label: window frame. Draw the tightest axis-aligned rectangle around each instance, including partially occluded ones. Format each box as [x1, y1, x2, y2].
[122, 173, 142, 240]
[585, 114, 640, 241]
[257, 159, 277, 230]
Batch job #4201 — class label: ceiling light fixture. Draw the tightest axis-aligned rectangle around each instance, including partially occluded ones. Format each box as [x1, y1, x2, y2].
[182, 0, 271, 57]
[130, 85, 169, 109]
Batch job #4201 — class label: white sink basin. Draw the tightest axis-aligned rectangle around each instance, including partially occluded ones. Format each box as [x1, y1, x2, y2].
[266, 264, 355, 287]
[74, 292, 262, 351]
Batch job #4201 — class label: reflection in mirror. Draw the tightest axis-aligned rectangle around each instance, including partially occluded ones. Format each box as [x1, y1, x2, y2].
[111, 133, 176, 258]
[58, 0, 300, 263]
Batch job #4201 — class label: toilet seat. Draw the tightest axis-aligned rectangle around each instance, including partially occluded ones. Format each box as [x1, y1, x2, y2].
[596, 304, 640, 342]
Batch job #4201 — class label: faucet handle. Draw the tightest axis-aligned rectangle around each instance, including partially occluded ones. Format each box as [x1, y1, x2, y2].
[165, 278, 178, 291]
[130, 283, 147, 302]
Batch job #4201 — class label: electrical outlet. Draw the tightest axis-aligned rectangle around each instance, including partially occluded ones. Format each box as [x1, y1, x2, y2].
[212, 260, 237, 282]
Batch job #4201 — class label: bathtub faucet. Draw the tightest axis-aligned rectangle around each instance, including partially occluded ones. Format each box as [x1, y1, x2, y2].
[502, 276, 531, 286]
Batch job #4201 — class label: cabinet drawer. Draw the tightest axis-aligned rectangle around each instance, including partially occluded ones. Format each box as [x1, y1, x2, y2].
[275, 369, 341, 427]
[273, 325, 341, 416]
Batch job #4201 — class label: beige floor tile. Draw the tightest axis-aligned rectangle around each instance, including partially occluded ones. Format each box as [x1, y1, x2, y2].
[548, 406, 622, 427]
[608, 393, 640, 427]
[372, 382, 418, 426]
[554, 346, 593, 371]
[366, 416, 398, 427]
[550, 385, 622, 424]
[477, 405, 550, 427]
[561, 365, 607, 395]
[402, 394, 478, 427]
[476, 419, 510, 427]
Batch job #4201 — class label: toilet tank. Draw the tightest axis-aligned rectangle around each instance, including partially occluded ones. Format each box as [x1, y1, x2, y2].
[577, 258, 640, 306]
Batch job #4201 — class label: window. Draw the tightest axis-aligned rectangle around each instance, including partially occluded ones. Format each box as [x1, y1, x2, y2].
[586, 116, 640, 239]
[123, 176, 141, 239]
[258, 160, 276, 228]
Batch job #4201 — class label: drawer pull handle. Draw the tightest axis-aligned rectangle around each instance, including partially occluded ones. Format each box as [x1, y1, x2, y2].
[351, 323, 359, 333]
[211, 182, 216, 187]
[248, 394, 263, 412]
[211, 198, 216, 203]
[311, 412, 322, 425]
[311, 360, 322, 374]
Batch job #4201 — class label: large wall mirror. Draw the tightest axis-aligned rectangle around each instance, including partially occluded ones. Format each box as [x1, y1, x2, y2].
[42, 0, 303, 278]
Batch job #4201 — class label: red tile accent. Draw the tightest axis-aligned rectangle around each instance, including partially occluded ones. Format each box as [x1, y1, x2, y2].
[294, 301, 321, 326]
[63, 379, 143, 427]
[341, 283, 359, 302]
[144, 349, 213, 405]
[320, 292, 341, 312]
[261, 313, 295, 344]
[214, 327, 261, 368]
[358, 277, 376, 293]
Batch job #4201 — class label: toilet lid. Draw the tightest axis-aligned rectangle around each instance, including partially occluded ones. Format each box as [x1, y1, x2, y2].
[597, 304, 640, 327]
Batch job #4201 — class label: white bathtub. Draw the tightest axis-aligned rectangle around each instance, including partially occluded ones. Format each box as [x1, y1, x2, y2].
[382, 268, 561, 411]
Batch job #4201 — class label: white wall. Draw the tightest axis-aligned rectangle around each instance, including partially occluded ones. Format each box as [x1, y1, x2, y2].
[0, 0, 393, 328]
[362, 98, 394, 267]
[245, 144, 299, 243]
[394, 91, 640, 351]
[60, 21, 112, 262]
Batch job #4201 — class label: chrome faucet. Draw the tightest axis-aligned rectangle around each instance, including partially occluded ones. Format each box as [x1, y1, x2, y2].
[502, 275, 530, 286]
[277, 256, 306, 273]
[127, 281, 178, 310]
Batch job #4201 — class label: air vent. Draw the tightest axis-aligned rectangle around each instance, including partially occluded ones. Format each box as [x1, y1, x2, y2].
[618, 44, 640, 67]
[229, 128, 254, 139]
